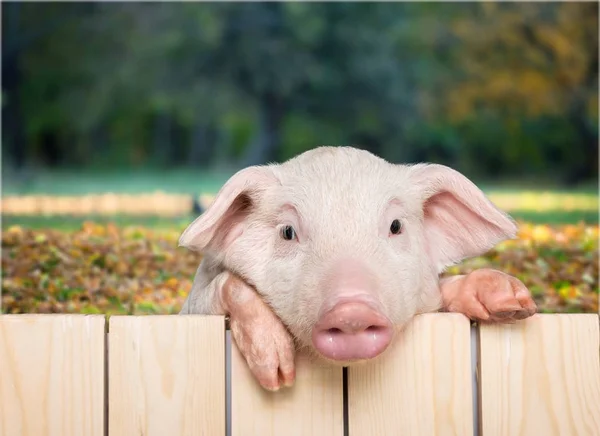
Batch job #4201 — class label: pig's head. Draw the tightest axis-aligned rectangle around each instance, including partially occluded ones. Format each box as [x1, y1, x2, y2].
[179, 147, 517, 364]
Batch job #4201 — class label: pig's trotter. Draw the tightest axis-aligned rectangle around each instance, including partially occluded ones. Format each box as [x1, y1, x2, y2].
[222, 274, 296, 391]
[440, 268, 537, 323]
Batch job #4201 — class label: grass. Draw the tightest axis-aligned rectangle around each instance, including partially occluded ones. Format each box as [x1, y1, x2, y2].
[3, 167, 598, 195]
[1, 214, 195, 231]
[2, 209, 598, 232]
[2, 168, 233, 196]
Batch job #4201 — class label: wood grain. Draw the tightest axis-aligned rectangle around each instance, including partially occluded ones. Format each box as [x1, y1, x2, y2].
[231, 342, 344, 436]
[479, 314, 600, 436]
[348, 313, 474, 436]
[108, 315, 225, 436]
[0, 314, 105, 436]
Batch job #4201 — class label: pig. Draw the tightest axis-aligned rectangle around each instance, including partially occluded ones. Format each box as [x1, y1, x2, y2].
[178, 146, 537, 391]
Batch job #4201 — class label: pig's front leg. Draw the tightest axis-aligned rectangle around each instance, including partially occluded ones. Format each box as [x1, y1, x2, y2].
[439, 268, 537, 323]
[222, 273, 296, 391]
[183, 267, 296, 391]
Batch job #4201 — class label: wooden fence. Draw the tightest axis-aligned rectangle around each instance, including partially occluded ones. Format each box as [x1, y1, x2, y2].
[1, 313, 599, 436]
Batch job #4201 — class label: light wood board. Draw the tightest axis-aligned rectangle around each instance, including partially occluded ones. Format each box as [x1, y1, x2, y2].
[0, 314, 105, 436]
[108, 315, 225, 436]
[479, 314, 600, 436]
[231, 342, 344, 436]
[348, 313, 474, 436]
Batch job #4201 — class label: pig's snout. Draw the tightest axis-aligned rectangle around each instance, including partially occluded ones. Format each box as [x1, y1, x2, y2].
[312, 302, 393, 361]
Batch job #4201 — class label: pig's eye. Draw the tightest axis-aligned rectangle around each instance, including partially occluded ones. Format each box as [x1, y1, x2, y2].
[389, 219, 403, 235]
[280, 225, 297, 241]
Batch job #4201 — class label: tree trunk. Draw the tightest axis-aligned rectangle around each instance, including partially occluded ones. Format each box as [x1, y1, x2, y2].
[188, 122, 215, 167]
[2, 2, 26, 173]
[243, 92, 284, 166]
[563, 106, 598, 185]
[563, 30, 598, 185]
[152, 112, 173, 166]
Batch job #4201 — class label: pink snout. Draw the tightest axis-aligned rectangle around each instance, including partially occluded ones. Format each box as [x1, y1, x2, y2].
[312, 302, 393, 361]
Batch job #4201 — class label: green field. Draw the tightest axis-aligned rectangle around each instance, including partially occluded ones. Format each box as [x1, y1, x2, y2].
[3, 168, 599, 195]
[2, 169, 233, 196]
[2, 209, 598, 232]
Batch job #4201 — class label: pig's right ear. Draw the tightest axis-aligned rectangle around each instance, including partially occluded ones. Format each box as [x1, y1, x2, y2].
[178, 165, 278, 253]
[407, 163, 518, 273]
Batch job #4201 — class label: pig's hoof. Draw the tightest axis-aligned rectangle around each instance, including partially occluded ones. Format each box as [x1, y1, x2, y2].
[445, 268, 537, 323]
[247, 353, 296, 392]
[230, 316, 296, 392]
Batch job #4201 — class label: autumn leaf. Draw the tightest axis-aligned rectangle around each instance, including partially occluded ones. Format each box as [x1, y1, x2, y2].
[1, 221, 598, 315]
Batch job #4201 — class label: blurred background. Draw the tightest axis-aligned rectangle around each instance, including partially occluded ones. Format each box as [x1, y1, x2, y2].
[2, 2, 598, 315]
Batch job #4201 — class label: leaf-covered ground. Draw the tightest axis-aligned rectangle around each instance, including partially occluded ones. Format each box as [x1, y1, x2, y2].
[1, 221, 598, 315]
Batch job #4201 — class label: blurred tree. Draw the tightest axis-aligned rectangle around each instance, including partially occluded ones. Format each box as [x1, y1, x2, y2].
[441, 2, 598, 183]
[1, 2, 597, 185]
[2, 2, 93, 175]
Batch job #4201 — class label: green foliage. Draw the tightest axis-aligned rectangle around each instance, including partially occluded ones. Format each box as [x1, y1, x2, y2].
[2, 3, 598, 183]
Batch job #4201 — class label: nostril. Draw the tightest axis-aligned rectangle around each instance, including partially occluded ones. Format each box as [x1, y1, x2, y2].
[323, 324, 389, 336]
[365, 325, 387, 333]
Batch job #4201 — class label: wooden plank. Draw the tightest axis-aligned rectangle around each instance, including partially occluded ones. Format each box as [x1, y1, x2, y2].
[348, 313, 474, 436]
[231, 342, 344, 436]
[108, 315, 225, 436]
[0, 314, 105, 436]
[479, 314, 600, 436]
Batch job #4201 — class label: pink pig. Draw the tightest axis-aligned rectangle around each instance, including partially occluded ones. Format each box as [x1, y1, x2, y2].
[179, 146, 537, 390]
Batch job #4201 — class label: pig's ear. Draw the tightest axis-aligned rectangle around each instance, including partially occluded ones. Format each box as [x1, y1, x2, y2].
[179, 165, 278, 253]
[408, 163, 517, 272]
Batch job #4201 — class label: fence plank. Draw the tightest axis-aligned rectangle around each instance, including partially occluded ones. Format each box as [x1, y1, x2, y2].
[348, 313, 474, 436]
[108, 315, 225, 436]
[0, 314, 105, 436]
[231, 343, 344, 436]
[479, 314, 600, 436]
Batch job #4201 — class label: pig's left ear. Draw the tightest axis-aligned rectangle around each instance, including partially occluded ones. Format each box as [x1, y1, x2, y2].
[408, 163, 517, 272]
[179, 165, 279, 253]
